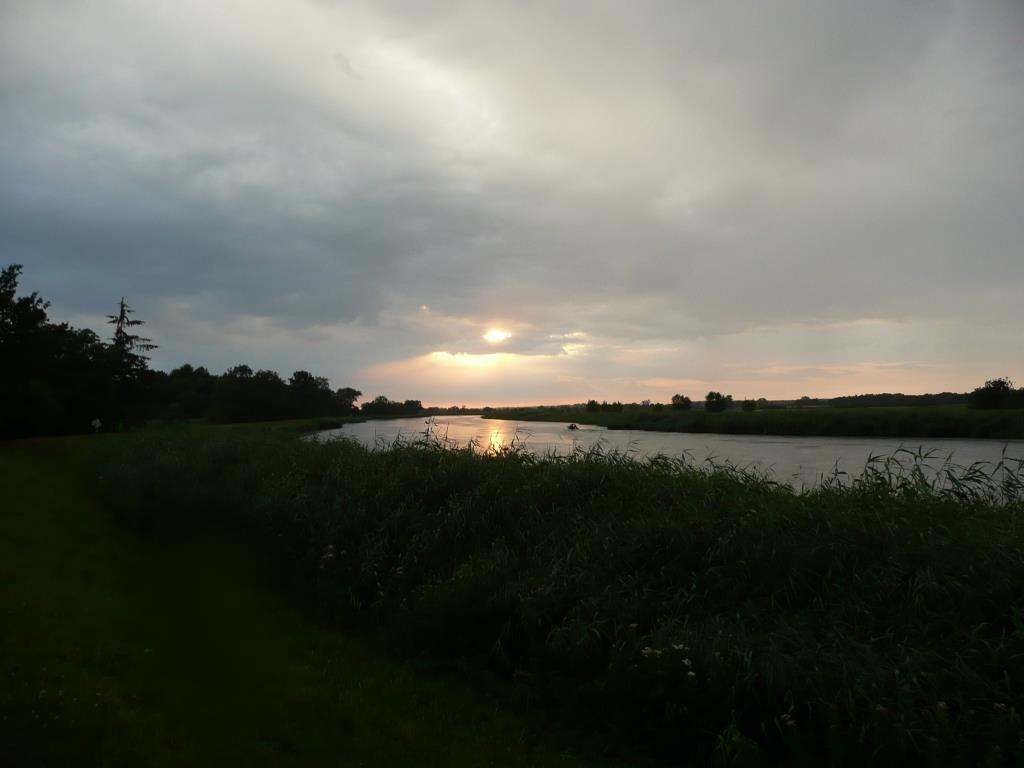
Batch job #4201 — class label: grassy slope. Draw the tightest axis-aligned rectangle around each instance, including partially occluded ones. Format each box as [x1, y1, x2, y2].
[484, 405, 1024, 440]
[0, 436, 624, 767]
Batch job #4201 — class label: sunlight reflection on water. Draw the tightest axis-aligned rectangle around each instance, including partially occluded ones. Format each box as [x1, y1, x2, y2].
[316, 415, 1024, 488]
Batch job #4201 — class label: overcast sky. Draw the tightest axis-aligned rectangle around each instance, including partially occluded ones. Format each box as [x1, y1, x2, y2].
[2, 1, 1022, 405]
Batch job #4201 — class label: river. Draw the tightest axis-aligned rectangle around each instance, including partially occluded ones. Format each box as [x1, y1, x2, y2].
[315, 414, 1024, 488]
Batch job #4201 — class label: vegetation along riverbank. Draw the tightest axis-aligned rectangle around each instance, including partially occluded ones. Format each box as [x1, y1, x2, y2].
[0, 434, 627, 767]
[484, 405, 1024, 440]
[66, 423, 1024, 766]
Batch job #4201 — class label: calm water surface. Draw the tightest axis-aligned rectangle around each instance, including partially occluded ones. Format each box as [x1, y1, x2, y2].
[317, 415, 1024, 487]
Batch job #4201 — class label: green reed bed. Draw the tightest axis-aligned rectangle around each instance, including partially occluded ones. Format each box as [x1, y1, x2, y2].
[486, 405, 1024, 440]
[97, 428, 1024, 766]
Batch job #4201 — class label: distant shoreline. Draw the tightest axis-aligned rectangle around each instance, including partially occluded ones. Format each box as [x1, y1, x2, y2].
[482, 405, 1024, 441]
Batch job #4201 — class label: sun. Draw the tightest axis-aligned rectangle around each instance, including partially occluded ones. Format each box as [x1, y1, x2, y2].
[483, 328, 512, 344]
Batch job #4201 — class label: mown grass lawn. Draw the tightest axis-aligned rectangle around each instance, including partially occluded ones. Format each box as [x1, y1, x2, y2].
[0, 436, 624, 767]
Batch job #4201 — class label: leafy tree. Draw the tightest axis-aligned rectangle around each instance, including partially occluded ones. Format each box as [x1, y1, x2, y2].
[226, 364, 254, 378]
[969, 378, 1023, 409]
[288, 370, 333, 417]
[585, 399, 600, 412]
[162, 364, 215, 419]
[333, 387, 362, 414]
[671, 394, 692, 411]
[741, 399, 757, 412]
[705, 391, 733, 413]
[1, 265, 114, 436]
[1, 264, 49, 336]
[253, 369, 289, 417]
[212, 365, 257, 422]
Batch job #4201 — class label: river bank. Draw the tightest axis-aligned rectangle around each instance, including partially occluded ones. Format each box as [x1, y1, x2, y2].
[0, 434, 625, 767]
[85, 423, 1024, 765]
[483, 404, 1024, 440]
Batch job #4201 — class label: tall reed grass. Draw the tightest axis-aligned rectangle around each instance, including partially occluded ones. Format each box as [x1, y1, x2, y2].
[97, 426, 1024, 765]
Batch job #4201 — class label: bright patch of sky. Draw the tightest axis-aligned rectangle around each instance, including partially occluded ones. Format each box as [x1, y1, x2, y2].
[2, 1, 1022, 404]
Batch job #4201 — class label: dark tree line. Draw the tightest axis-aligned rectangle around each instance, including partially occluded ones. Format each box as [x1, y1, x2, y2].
[170, 365, 362, 424]
[585, 399, 625, 412]
[1, 264, 365, 438]
[828, 392, 969, 407]
[1, 265, 121, 437]
[577, 383, 1024, 414]
[360, 395, 424, 417]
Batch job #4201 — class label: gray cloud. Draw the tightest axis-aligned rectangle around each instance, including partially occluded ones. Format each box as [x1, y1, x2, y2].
[2, 0, 1022, 402]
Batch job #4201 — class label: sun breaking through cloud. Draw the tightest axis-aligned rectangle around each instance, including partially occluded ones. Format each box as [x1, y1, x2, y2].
[483, 328, 512, 344]
[1, 0, 1022, 403]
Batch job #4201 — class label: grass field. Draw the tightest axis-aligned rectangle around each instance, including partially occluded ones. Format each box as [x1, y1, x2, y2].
[483, 405, 1024, 440]
[74, 424, 1024, 766]
[0, 435, 625, 767]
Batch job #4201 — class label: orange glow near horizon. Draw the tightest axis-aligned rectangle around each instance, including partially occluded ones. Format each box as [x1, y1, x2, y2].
[430, 350, 515, 368]
[357, 349, 1005, 410]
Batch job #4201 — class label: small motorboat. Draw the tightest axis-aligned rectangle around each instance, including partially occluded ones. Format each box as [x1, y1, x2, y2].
[567, 423, 580, 431]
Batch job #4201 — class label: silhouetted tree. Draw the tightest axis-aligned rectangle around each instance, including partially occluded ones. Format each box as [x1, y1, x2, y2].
[107, 297, 156, 378]
[0, 264, 399, 433]
[671, 394, 692, 411]
[333, 387, 362, 414]
[161, 364, 216, 419]
[288, 370, 332, 417]
[103, 296, 158, 426]
[969, 378, 1023, 409]
[212, 365, 257, 422]
[705, 391, 733, 412]
[1, 264, 48, 335]
[361, 395, 424, 416]
[1, 265, 114, 436]
[205, 365, 364, 423]
[252, 369, 288, 417]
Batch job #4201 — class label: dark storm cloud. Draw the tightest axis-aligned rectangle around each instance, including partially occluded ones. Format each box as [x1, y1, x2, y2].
[1, 0, 1022, 401]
